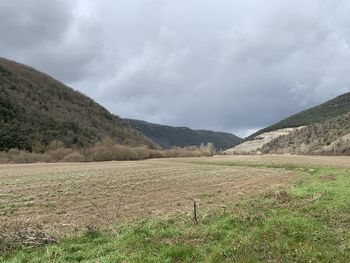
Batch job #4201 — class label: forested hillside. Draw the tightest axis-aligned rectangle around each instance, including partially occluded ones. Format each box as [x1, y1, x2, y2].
[126, 119, 242, 150]
[0, 58, 155, 151]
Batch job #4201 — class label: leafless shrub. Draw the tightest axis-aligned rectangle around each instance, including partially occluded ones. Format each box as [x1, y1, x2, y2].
[149, 150, 166, 158]
[10, 151, 43, 164]
[0, 138, 214, 164]
[7, 148, 21, 159]
[62, 152, 85, 162]
[45, 140, 66, 151]
[134, 146, 151, 160]
[47, 148, 74, 162]
[0, 151, 9, 164]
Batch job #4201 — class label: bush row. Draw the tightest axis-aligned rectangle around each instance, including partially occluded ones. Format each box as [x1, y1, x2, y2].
[0, 138, 213, 164]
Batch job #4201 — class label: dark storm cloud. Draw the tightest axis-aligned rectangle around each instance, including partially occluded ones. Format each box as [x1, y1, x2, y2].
[1, 0, 350, 137]
[0, 0, 102, 82]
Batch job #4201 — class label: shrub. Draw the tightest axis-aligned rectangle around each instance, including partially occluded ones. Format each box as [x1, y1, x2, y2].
[0, 138, 214, 164]
[46, 140, 66, 151]
[47, 148, 74, 162]
[62, 152, 85, 162]
[7, 148, 21, 158]
[10, 151, 43, 164]
[134, 147, 151, 160]
[0, 151, 9, 164]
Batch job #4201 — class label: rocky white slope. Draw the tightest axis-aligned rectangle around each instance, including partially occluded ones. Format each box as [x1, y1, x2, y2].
[224, 127, 305, 155]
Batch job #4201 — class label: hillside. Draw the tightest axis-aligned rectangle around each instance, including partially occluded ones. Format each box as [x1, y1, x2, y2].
[126, 119, 242, 150]
[250, 92, 350, 138]
[224, 127, 305, 155]
[0, 58, 155, 151]
[262, 112, 350, 155]
[230, 92, 350, 155]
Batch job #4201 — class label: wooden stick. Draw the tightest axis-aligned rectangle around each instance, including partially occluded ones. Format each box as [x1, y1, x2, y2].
[193, 199, 198, 224]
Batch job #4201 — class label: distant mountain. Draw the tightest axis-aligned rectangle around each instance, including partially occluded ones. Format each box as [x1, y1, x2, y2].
[227, 92, 350, 155]
[250, 92, 350, 138]
[126, 119, 242, 150]
[0, 57, 155, 151]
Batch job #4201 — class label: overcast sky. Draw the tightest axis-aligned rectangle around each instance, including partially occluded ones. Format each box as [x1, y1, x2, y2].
[1, 0, 350, 137]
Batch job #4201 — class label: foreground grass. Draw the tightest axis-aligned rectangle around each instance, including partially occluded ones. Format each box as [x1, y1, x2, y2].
[2, 161, 350, 262]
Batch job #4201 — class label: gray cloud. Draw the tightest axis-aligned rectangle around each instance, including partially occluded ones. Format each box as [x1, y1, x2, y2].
[0, 0, 71, 50]
[1, 0, 350, 137]
[0, 0, 102, 82]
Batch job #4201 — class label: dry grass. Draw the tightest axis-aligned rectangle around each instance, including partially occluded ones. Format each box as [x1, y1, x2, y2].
[0, 158, 293, 237]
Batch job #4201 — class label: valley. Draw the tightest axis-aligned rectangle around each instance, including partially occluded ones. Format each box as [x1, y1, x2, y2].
[2, 2, 350, 262]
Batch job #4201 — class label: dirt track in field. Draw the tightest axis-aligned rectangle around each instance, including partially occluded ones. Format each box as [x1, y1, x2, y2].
[0, 158, 295, 236]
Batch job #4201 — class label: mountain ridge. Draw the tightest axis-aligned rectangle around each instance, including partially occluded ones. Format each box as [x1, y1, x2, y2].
[126, 118, 242, 150]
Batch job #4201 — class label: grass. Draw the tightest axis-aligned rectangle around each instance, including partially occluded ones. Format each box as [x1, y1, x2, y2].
[1, 158, 350, 262]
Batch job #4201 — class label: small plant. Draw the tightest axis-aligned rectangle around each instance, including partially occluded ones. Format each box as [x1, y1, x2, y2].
[84, 225, 101, 238]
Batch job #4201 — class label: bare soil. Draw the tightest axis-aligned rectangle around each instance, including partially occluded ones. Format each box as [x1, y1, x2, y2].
[0, 158, 294, 236]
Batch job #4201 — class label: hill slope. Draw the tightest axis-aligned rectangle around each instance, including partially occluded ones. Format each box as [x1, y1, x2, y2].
[229, 92, 350, 155]
[250, 92, 350, 138]
[262, 112, 350, 155]
[0, 58, 155, 151]
[224, 127, 305, 155]
[126, 119, 242, 150]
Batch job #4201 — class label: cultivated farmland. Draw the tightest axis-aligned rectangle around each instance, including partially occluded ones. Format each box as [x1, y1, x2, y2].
[0, 157, 293, 236]
[1, 155, 350, 262]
